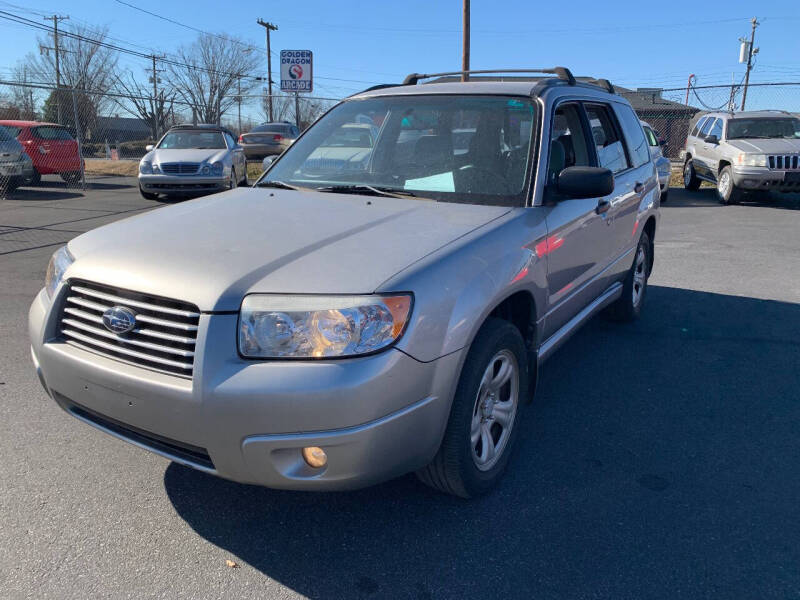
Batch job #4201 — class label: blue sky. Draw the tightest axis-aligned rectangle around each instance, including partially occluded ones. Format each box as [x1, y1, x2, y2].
[1, 0, 799, 106]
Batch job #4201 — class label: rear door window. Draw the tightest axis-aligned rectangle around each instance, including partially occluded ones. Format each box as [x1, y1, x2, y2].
[690, 117, 707, 138]
[614, 104, 650, 168]
[33, 126, 74, 140]
[643, 126, 659, 147]
[585, 104, 629, 174]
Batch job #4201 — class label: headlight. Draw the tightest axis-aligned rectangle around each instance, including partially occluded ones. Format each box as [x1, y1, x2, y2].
[736, 153, 768, 167]
[239, 294, 413, 358]
[139, 160, 153, 174]
[152, 164, 161, 174]
[201, 164, 211, 175]
[211, 162, 224, 176]
[45, 245, 74, 299]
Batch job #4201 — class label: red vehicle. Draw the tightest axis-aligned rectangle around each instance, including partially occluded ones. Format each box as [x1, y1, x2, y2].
[0, 120, 83, 184]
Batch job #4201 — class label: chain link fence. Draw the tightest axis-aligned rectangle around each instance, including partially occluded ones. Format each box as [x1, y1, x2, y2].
[1, 79, 799, 196]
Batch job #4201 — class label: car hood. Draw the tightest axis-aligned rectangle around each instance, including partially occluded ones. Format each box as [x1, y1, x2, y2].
[66, 188, 511, 311]
[727, 138, 800, 154]
[144, 148, 228, 165]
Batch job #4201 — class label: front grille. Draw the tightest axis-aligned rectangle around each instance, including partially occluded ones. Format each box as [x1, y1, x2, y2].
[58, 280, 199, 378]
[55, 393, 215, 470]
[160, 162, 200, 175]
[768, 155, 800, 170]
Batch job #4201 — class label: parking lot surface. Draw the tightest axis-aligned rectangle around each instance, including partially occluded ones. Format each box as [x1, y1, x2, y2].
[1, 177, 799, 599]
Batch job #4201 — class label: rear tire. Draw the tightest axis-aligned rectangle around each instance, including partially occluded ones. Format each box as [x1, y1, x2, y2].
[683, 159, 701, 191]
[139, 185, 158, 200]
[416, 318, 529, 498]
[716, 166, 741, 205]
[60, 171, 82, 184]
[606, 231, 651, 322]
[660, 187, 669, 204]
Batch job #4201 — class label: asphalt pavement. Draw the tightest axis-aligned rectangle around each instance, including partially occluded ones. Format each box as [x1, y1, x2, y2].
[1, 176, 799, 599]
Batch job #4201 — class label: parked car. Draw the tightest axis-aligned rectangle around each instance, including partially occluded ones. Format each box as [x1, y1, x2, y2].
[641, 121, 671, 202]
[681, 110, 800, 204]
[0, 120, 83, 185]
[138, 124, 248, 200]
[0, 125, 35, 194]
[239, 122, 300, 159]
[30, 67, 659, 498]
[302, 122, 379, 175]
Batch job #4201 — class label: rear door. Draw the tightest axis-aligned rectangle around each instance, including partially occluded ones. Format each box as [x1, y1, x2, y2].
[610, 102, 656, 261]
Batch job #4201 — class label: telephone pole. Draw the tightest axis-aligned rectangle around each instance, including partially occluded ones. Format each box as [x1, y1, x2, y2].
[256, 19, 278, 122]
[461, 0, 470, 82]
[740, 17, 759, 111]
[148, 55, 165, 139]
[44, 14, 69, 124]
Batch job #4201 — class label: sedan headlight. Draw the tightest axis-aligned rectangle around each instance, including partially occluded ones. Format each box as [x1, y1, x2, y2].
[45, 245, 74, 299]
[239, 294, 413, 358]
[736, 153, 768, 167]
[210, 162, 224, 176]
[139, 160, 153, 174]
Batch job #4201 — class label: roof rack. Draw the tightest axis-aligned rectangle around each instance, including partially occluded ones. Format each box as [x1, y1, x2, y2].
[348, 83, 399, 97]
[586, 78, 615, 94]
[402, 67, 576, 86]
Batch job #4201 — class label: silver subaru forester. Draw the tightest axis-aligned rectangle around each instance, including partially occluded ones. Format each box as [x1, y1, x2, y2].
[29, 68, 660, 497]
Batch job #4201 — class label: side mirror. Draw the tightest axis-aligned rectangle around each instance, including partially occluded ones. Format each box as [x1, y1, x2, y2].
[262, 155, 276, 170]
[145, 144, 154, 152]
[705, 134, 719, 145]
[659, 138, 667, 147]
[557, 166, 614, 199]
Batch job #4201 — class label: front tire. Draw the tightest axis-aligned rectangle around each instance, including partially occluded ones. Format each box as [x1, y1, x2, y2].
[683, 159, 701, 191]
[716, 166, 741, 205]
[417, 318, 529, 498]
[606, 231, 651, 322]
[660, 187, 669, 204]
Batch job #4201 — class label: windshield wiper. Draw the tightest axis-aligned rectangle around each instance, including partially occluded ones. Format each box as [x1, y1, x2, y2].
[315, 184, 420, 199]
[256, 180, 306, 191]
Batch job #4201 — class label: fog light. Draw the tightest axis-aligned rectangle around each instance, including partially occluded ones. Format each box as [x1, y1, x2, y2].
[302, 446, 327, 468]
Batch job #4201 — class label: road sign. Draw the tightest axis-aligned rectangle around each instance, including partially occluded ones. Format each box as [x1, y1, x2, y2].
[280, 50, 313, 93]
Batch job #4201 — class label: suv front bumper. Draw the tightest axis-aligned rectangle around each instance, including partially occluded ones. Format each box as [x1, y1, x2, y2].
[732, 166, 800, 191]
[29, 288, 461, 490]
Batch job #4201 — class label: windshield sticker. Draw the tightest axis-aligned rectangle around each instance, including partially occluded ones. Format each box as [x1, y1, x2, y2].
[404, 171, 456, 192]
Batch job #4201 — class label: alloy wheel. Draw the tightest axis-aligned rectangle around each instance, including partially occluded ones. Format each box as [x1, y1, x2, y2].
[470, 349, 519, 471]
[632, 245, 647, 307]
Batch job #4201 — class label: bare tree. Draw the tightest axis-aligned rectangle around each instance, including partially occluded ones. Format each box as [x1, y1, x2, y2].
[10, 61, 39, 120]
[261, 92, 334, 129]
[166, 34, 261, 125]
[30, 24, 119, 114]
[113, 70, 176, 139]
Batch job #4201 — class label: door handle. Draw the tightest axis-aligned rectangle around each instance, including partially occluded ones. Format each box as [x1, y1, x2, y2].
[596, 199, 610, 215]
[634, 182, 645, 194]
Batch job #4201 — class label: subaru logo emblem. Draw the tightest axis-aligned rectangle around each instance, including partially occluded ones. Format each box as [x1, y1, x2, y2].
[102, 306, 137, 334]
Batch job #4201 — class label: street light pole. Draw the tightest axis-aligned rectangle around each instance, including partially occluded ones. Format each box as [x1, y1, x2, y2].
[256, 19, 278, 122]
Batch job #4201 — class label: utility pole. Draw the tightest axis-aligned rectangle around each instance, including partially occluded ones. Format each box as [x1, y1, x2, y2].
[294, 92, 300, 128]
[148, 55, 165, 139]
[237, 76, 242, 134]
[256, 19, 278, 122]
[44, 14, 69, 124]
[461, 0, 470, 82]
[740, 17, 759, 111]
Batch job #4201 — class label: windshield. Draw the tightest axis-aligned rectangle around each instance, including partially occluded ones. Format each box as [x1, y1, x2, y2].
[727, 118, 800, 140]
[260, 95, 536, 207]
[158, 131, 227, 149]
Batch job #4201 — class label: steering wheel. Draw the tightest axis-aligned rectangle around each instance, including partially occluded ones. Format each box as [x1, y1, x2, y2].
[459, 164, 510, 194]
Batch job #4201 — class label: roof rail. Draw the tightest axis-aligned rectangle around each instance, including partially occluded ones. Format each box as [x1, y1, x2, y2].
[402, 67, 576, 86]
[348, 83, 399, 97]
[587, 78, 615, 94]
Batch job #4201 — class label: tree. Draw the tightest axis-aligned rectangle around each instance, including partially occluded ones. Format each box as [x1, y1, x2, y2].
[10, 61, 39, 120]
[165, 34, 261, 125]
[112, 70, 176, 140]
[42, 88, 96, 135]
[261, 92, 335, 129]
[30, 24, 119, 116]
